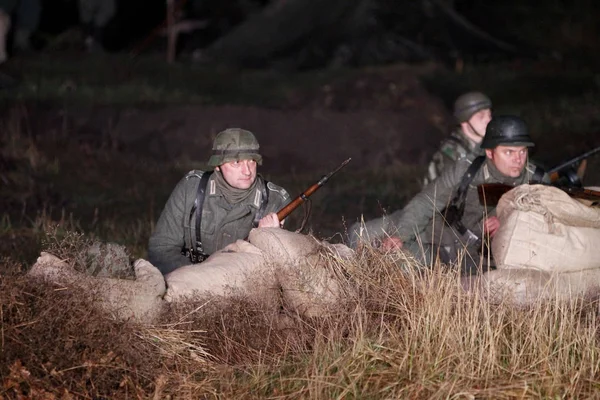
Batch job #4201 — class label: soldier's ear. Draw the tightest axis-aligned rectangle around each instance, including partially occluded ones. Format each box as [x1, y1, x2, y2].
[485, 149, 494, 159]
[215, 166, 220, 172]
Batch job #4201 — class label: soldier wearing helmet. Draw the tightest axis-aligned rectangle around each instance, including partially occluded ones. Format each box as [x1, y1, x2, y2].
[148, 128, 290, 275]
[423, 91, 493, 186]
[350, 116, 548, 275]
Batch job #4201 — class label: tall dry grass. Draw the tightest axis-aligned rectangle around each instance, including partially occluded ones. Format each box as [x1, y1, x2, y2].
[3, 235, 600, 398]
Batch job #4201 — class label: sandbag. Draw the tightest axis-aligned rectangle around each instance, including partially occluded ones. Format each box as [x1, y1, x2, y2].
[462, 269, 554, 306]
[249, 228, 355, 317]
[27, 252, 166, 324]
[462, 267, 600, 306]
[164, 239, 277, 303]
[493, 185, 600, 272]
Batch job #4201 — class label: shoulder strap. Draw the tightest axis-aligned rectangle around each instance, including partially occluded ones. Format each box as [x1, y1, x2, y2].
[448, 155, 486, 224]
[191, 171, 213, 253]
[253, 179, 270, 227]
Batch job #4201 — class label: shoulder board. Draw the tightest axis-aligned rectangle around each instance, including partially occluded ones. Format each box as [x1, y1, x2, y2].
[525, 163, 538, 175]
[185, 170, 206, 180]
[267, 182, 290, 200]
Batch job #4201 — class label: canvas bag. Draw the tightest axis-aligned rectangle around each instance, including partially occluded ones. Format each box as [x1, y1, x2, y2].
[492, 185, 600, 272]
[28, 252, 166, 324]
[463, 267, 600, 306]
[164, 239, 277, 302]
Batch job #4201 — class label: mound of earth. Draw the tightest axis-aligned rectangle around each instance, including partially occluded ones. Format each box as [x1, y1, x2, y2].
[23, 67, 452, 175]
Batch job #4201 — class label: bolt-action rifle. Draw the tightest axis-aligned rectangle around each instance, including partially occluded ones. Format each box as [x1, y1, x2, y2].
[547, 145, 600, 186]
[477, 183, 600, 207]
[276, 158, 351, 222]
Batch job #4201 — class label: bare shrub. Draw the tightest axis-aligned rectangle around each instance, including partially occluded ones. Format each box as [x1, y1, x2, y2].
[40, 223, 93, 273]
[0, 272, 160, 398]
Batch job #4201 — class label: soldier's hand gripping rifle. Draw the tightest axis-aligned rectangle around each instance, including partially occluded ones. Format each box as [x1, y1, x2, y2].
[276, 158, 351, 226]
[547, 145, 600, 187]
[477, 183, 600, 207]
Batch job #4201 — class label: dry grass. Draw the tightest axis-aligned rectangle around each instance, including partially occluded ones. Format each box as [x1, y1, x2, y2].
[3, 235, 600, 398]
[2, 61, 600, 397]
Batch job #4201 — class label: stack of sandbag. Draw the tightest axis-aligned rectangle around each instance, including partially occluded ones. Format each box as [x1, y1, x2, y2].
[466, 184, 600, 305]
[27, 252, 166, 324]
[165, 228, 355, 318]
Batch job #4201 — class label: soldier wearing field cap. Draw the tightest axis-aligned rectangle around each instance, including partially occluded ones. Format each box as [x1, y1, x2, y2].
[148, 128, 290, 275]
[424, 91, 493, 186]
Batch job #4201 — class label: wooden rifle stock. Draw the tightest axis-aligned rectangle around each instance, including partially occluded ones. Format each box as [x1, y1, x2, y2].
[477, 183, 600, 206]
[277, 183, 321, 221]
[276, 158, 351, 221]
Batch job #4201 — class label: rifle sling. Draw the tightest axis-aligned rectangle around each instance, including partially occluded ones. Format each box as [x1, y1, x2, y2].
[193, 171, 213, 254]
[448, 156, 486, 232]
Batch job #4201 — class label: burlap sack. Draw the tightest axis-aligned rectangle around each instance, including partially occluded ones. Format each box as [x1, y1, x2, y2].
[463, 267, 600, 306]
[249, 228, 354, 317]
[493, 185, 600, 272]
[461, 268, 554, 306]
[28, 252, 166, 324]
[164, 240, 278, 303]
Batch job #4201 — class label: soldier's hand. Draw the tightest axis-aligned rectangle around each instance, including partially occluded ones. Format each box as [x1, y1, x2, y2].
[381, 236, 403, 251]
[258, 212, 281, 228]
[484, 216, 500, 238]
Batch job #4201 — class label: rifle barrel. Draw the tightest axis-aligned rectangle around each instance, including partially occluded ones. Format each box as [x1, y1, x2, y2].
[548, 146, 600, 174]
[478, 183, 600, 206]
[276, 158, 351, 221]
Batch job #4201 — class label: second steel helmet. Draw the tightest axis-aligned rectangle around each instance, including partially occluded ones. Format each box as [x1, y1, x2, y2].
[453, 91, 492, 123]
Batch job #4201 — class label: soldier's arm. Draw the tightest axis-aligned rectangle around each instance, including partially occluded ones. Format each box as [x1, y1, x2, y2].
[387, 161, 466, 242]
[148, 177, 193, 275]
[424, 139, 465, 186]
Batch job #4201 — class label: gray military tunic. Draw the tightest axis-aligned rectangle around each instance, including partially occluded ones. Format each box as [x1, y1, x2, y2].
[148, 170, 290, 275]
[423, 128, 482, 186]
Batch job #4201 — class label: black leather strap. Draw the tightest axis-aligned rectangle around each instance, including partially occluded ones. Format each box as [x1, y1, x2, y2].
[444, 156, 486, 233]
[452, 156, 486, 218]
[193, 171, 213, 254]
[253, 180, 270, 227]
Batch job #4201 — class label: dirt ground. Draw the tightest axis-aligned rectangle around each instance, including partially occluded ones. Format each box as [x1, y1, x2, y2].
[23, 67, 450, 175]
[2, 60, 600, 261]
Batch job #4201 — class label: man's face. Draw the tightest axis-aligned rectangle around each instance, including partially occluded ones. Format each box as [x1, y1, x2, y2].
[464, 108, 492, 142]
[486, 145, 528, 178]
[217, 159, 258, 189]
